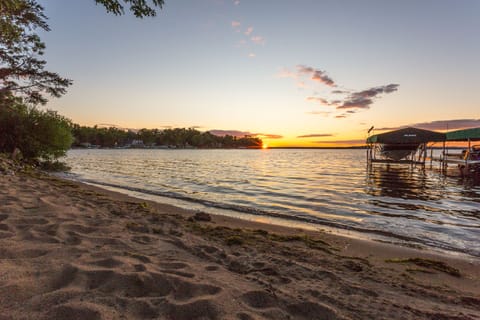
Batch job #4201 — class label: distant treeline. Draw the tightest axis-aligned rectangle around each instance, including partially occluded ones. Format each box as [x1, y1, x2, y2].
[72, 125, 263, 149]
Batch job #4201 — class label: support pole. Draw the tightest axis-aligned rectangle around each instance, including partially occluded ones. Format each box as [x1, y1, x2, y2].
[430, 145, 433, 168]
[442, 141, 446, 173]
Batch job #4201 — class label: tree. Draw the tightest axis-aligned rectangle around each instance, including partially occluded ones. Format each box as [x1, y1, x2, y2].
[0, 0, 72, 105]
[95, 0, 164, 18]
[0, 0, 163, 105]
[0, 0, 165, 160]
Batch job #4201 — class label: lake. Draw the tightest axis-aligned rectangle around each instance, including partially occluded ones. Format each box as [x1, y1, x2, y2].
[63, 149, 480, 257]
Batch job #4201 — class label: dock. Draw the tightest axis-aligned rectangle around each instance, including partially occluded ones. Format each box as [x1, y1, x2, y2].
[366, 127, 480, 176]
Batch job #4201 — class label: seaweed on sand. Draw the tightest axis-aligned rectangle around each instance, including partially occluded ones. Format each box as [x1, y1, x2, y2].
[385, 258, 461, 277]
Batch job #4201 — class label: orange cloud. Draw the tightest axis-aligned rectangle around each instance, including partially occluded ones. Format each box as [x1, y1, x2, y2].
[297, 133, 334, 138]
[306, 96, 328, 105]
[209, 130, 282, 139]
[313, 139, 365, 145]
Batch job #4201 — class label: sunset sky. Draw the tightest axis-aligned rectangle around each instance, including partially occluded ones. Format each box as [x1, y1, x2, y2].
[39, 0, 479, 147]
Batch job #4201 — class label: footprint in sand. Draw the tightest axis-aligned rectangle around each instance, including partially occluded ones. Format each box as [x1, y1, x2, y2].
[131, 235, 154, 244]
[241, 290, 278, 309]
[20, 230, 60, 244]
[205, 265, 219, 271]
[15, 217, 50, 225]
[0, 248, 48, 259]
[236, 312, 255, 320]
[62, 224, 97, 235]
[90, 257, 124, 268]
[49, 263, 221, 302]
[47, 304, 102, 320]
[159, 262, 189, 269]
[63, 231, 82, 246]
[286, 301, 339, 320]
[126, 253, 151, 264]
[164, 299, 220, 320]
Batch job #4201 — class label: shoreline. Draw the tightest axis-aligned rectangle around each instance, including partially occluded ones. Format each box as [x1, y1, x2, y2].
[62, 173, 480, 260]
[73, 176, 480, 263]
[1, 169, 479, 319]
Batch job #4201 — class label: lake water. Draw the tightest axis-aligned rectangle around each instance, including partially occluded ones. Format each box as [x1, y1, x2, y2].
[63, 149, 480, 258]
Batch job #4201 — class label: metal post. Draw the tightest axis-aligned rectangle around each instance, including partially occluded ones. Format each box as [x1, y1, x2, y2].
[442, 141, 446, 173]
[430, 145, 433, 168]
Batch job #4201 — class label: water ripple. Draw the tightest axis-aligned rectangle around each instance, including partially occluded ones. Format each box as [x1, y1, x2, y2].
[64, 149, 480, 257]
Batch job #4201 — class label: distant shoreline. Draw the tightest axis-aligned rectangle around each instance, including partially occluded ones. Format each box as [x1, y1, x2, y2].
[70, 146, 369, 150]
[269, 146, 367, 149]
[70, 146, 469, 150]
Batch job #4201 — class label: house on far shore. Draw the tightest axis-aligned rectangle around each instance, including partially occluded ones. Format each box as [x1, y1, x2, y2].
[131, 140, 144, 148]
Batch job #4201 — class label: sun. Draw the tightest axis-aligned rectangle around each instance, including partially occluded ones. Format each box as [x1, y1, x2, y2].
[262, 143, 268, 149]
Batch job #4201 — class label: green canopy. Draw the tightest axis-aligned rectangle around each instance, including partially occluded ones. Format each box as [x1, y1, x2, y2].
[366, 127, 446, 144]
[446, 127, 480, 141]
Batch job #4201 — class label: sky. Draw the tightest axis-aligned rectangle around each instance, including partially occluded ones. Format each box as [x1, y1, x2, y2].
[38, 0, 480, 147]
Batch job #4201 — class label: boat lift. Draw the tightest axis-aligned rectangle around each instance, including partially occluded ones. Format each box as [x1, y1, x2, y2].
[430, 128, 480, 175]
[366, 126, 480, 176]
[366, 127, 445, 166]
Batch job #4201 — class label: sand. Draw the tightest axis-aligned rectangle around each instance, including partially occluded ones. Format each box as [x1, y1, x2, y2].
[0, 167, 479, 319]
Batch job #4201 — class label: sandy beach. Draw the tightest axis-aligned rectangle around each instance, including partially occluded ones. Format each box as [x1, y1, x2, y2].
[1, 165, 479, 319]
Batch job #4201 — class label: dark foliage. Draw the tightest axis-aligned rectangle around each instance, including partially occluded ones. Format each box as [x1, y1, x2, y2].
[95, 0, 164, 17]
[0, 101, 73, 160]
[0, 0, 72, 105]
[72, 126, 263, 149]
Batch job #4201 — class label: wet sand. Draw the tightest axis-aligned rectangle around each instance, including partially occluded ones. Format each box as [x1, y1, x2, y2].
[0, 166, 479, 319]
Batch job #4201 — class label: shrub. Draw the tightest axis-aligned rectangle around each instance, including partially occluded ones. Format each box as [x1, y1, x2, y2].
[0, 102, 73, 161]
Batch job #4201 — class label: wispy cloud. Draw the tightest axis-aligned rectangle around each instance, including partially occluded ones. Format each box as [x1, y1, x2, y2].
[210, 130, 250, 137]
[297, 133, 334, 138]
[234, 0, 240, 5]
[297, 65, 335, 87]
[306, 96, 329, 105]
[306, 111, 331, 117]
[280, 64, 399, 118]
[313, 139, 365, 145]
[336, 84, 399, 110]
[248, 53, 256, 58]
[251, 36, 265, 45]
[376, 119, 480, 131]
[277, 68, 297, 79]
[279, 65, 335, 87]
[230, 18, 265, 56]
[209, 130, 282, 139]
[306, 84, 399, 111]
[256, 133, 283, 139]
[235, 39, 247, 47]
